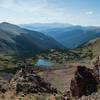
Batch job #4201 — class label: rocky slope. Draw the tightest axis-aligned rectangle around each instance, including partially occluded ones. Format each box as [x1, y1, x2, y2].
[0, 56, 100, 100]
[0, 65, 58, 94]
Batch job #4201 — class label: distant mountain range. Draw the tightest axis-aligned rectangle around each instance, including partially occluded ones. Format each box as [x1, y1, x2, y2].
[21, 23, 100, 49]
[21, 23, 72, 31]
[0, 22, 100, 58]
[0, 22, 65, 57]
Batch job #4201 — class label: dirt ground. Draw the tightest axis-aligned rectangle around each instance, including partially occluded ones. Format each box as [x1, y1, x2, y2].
[0, 61, 93, 100]
[38, 61, 92, 93]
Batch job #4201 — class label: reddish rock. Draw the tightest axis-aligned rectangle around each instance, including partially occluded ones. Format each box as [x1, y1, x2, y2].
[70, 66, 98, 97]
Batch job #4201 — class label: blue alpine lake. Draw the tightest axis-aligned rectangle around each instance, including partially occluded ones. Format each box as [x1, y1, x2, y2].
[35, 59, 55, 68]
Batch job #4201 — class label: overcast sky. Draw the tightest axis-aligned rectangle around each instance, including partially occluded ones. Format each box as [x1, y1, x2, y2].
[0, 0, 100, 26]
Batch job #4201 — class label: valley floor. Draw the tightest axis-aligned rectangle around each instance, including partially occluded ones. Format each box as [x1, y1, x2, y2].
[36, 61, 93, 93]
[0, 58, 99, 100]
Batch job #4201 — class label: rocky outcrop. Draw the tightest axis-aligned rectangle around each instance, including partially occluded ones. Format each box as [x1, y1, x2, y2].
[10, 66, 57, 94]
[70, 66, 98, 97]
[0, 80, 9, 93]
[92, 56, 100, 81]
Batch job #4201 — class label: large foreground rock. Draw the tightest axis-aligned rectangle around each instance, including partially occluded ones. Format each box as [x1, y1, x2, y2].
[70, 66, 98, 97]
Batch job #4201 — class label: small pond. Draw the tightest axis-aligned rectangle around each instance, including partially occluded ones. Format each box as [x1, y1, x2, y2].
[35, 59, 55, 68]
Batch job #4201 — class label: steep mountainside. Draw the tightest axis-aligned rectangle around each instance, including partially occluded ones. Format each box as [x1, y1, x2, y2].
[21, 23, 100, 49]
[0, 22, 65, 57]
[43, 26, 100, 49]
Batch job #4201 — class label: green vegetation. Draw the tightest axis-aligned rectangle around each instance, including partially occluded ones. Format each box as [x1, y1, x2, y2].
[19, 97, 24, 100]
[55, 95, 63, 100]
[36, 49, 94, 64]
[0, 54, 24, 74]
[77, 38, 100, 58]
[0, 55, 17, 69]
[36, 95, 47, 100]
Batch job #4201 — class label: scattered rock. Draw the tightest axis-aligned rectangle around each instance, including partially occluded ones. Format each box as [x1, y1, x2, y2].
[10, 66, 58, 94]
[63, 91, 71, 100]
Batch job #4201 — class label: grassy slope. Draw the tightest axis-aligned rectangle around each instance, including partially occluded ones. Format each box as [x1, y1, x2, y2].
[77, 37, 100, 57]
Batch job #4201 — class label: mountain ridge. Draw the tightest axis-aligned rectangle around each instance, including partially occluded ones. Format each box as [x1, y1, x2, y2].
[0, 22, 65, 57]
[21, 23, 100, 49]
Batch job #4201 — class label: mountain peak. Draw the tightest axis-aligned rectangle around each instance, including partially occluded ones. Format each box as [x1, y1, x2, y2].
[0, 22, 19, 28]
[0, 22, 27, 35]
[1, 22, 10, 25]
